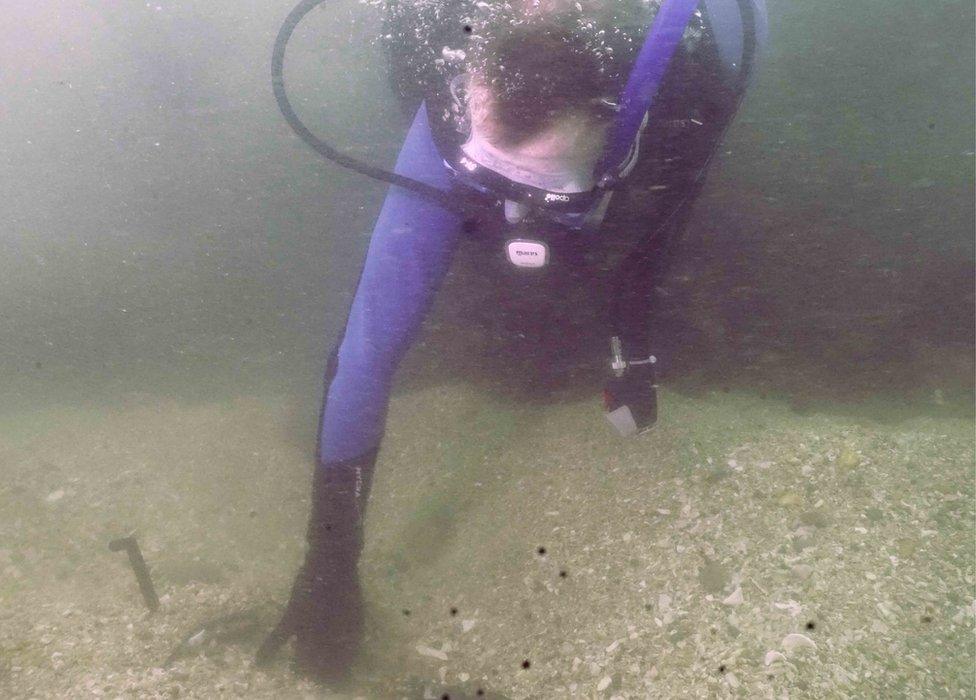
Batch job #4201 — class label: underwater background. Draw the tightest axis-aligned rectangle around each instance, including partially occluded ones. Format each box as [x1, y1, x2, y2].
[1, 1, 973, 697]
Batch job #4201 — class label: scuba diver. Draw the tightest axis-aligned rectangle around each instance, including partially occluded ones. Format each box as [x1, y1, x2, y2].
[257, 0, 767, 684]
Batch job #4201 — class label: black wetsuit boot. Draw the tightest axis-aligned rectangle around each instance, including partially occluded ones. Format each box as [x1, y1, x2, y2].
[256, 447, 377, 684]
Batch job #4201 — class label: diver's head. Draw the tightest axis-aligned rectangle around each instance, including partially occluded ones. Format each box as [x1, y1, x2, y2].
[469, 22, 614, 152]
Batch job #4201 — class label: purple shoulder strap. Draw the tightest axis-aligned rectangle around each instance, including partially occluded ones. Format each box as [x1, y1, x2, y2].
[597, 0, 702, 180]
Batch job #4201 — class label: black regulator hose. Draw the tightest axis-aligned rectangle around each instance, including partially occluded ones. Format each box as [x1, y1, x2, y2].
[271, 0, 472, 213]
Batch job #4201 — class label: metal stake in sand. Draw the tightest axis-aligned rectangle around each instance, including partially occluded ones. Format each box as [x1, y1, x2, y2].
[109, 535, 159, 613]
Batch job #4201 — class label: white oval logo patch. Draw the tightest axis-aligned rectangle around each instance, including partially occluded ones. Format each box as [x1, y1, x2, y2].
[506, 239, 549, 268]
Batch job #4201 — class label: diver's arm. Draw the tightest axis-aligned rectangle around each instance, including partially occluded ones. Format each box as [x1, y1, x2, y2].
[601, 0, 766, 435]
[608, 0, 766, 332]
[316, 103, 464, 463]
[258, 104, 464, 678]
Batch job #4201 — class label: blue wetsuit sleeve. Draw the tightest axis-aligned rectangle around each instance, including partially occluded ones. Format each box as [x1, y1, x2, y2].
[318, 105, 463, 464]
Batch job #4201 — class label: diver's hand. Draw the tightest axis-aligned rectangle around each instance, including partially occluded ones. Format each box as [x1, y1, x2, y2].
[255, 556, 362, 683]
[256, 458, 371, 682]
[604, 357, 658, 437]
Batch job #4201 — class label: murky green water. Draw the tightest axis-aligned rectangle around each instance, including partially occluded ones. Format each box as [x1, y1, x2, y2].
[0, 1, 972, 698]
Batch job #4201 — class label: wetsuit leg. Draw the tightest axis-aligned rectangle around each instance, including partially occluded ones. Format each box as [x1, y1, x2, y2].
[318, 105, 463, 466]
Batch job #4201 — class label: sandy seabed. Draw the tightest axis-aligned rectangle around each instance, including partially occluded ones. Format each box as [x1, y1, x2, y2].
[0, 386, 973, 699]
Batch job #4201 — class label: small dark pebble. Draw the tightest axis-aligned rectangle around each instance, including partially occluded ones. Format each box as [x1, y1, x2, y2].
[402, 609, 411, 616]
[922, 615, 932, 623]
[805, 621, 816, 630]
[718, 665, 726, 673]
[450, 607, 458, 616]
[537, 547, 546, 556]
[558, 570, 567, 578]
[521, 660, 531, 669]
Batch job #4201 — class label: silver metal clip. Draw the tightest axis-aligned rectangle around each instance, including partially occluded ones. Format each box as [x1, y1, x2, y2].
[610, 335, 656, 377]
[610, 336, 627, 377]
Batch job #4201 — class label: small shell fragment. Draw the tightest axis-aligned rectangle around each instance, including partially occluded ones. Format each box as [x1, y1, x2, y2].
[774, 600, 803, 617]
[46, 489, 65, 503]
[415, 644, 448, 661]
[764, 650, 787, 665]
[782, 633, 817, 652]
[722, 588, 744, 606]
